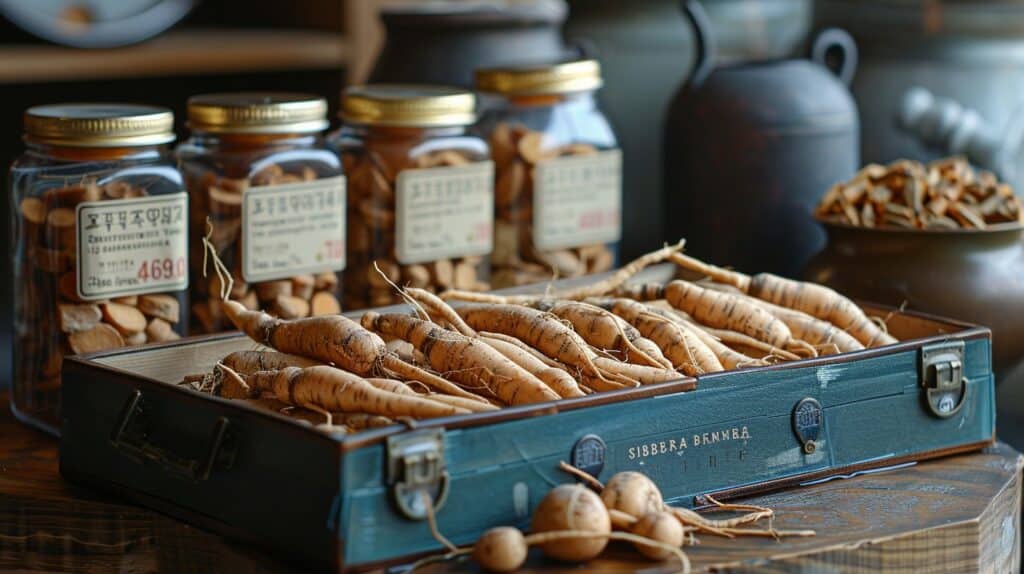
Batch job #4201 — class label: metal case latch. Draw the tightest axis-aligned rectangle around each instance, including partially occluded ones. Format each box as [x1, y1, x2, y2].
[920, 341, 967, 418]
[387, 428, 449, 520]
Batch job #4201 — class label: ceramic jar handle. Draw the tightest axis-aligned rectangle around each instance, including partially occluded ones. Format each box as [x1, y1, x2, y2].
[811, 28, 858, 87]
[679, 0, 715, 88]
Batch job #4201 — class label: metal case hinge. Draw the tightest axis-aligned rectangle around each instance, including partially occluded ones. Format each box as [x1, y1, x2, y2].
[386, 428, 449, 521]
[920, 341, 967, 418]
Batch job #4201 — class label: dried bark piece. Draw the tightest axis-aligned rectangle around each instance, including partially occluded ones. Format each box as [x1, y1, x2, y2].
[102, 181, 133, 199]
[69, 323, 125, 354]
[860, 203, 875, 228]
[926, 197, 948, 216]
[209, 187, 242, 216]
[291, 274, 315, 300]
[125, 331, 148, 346]
[453, 262, 478, 290]
[416, 150, 470, 169]
[146, 318, 181, 343]
[272, 295, 311, 319]
[20, 197, 48, 226]
[217, 177, 249, 194]
[431, 259, 455, 289]
[589, 247, 614, 273]
[517, 132, 550, 164]
[401, 264, 431, 288]
[251, 163, 284, 186]
[311, 291, 341, 316]
[112, 296, 138, 305]
[59, 304, 102, 333]
[949, 202, 987, 229]
[101, 302, 148, 335]
[46, 208, 76, 250]
[255, 280, 293, 303]
[137, 294, 180, 323]
[314, 271, 338, 292]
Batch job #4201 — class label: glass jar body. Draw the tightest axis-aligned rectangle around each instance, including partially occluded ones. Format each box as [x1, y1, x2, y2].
[10, 144, 187, 434]
[475, 91, 620, 288]
[177, 133, 345, 333]
[330, 125, 492, 309]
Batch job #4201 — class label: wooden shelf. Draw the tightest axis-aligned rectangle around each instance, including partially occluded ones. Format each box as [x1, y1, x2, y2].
[0, 29, 349, 84]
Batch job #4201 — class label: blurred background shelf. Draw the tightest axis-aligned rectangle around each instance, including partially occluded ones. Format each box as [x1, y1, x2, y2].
[0, 28, 349, 84]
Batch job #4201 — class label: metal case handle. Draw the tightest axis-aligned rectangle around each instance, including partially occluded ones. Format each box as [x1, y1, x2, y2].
[111, 390, 237, 482]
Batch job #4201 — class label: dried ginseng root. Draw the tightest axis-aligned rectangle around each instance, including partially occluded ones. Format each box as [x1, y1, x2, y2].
[816, 156, 1023, 230]
[180, 93, 345, 333]
[334, 85, 495, 309]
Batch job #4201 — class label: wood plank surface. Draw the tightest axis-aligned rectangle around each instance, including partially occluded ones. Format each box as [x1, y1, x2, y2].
[0, 29, 348, 84]
[0, 395, 1018, 573]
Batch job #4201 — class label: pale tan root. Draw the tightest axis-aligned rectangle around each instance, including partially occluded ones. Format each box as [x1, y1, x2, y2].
[597, 297, 722, 375]
[405, 287, 477, 336]
[688, 324, 803, 362]
[440, 240, 685, 304]
[378, 354, 494, 403]
[478, 331, 567, 370]
[456, 304, 608, 381]
[244, 366, 470, 419]
[551, 239, 685, 300]
[592, 356, 681, 385]
[663, 280, 794, 348]
[481, 335, 585, 398]
[701, 283, 864, 353]
[363, 312, 561, 405]
[648, 307, 768, 370]
[221, 350, 324, 375]
[535, 299, 669, 368]
[669, 252, 750, 291]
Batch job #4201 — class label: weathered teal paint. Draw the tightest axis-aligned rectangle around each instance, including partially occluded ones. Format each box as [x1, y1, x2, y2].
[338, 337, 995, 566]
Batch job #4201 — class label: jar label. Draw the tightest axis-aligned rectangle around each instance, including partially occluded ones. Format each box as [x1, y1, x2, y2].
[76, 193, 189, 300]
[241, 175, 347, 283]
[395, 161, 495, 265]
[533, 149, 622, 250]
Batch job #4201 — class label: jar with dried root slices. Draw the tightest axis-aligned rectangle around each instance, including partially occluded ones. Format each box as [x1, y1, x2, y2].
[330, 85, 494, 308]
[475, 59, 621, 287]
[177, 93, 346, 333]
[10, 104, 188, 434]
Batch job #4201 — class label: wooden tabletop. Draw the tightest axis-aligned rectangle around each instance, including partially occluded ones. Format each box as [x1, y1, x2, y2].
[1, 402, 1020, 573]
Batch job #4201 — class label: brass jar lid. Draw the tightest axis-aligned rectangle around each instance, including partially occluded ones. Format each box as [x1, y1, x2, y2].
[341, 85, 477, 127]
[24, 103, 175, 147]
[188, 93, 329, 134]
[476, 59, 603, 96]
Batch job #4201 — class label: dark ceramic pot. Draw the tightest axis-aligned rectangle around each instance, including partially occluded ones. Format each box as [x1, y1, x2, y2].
[804, 221, 1024, 385]
[368, 1, 569, 89]
[664, 1, 859, 277]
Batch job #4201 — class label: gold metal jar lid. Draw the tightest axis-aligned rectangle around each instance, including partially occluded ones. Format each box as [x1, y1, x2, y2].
[188, 93, 329, 134]
[341, 85, 477, 128]
[475, 59, 603, 96]
[23, 103, 175, 147]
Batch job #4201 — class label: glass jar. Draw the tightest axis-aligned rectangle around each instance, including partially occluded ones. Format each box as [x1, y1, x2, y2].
[330, 85, 493, 308]
[10, 104, 188, 434]
[177, 93, 345, 333]
[475, 59, 621, 287]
